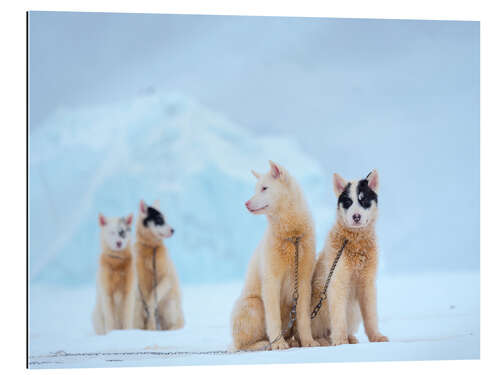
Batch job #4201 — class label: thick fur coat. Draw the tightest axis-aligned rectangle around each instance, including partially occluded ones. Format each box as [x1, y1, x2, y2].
[231, 161, 318, 350]
[133, 201, 184, 331]
[92, 214, 135, 335]
[311, 171, 388, 346]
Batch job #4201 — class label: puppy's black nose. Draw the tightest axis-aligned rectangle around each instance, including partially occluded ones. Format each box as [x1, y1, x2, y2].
[171, 228, 175, 234]
[353, 214, 361, 223]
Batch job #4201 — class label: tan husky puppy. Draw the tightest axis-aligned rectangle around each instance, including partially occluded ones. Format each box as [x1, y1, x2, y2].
[92, 213, 135, 335]
[133, 200, 184, 330]
[311, 170, 388, 346]
[231, 161, 319, 351]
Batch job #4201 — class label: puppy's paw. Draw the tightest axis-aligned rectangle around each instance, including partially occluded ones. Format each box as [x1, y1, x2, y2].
[146, 320, 156, 331]
[287, 337, 300, 348]
[317, 337, 331, 346]
[271, 338, 290, 350]
[301, 338, 320, 348]
[331, 334, 349, 346]
[369, 333, 389, 342]
[348, 335, 359, 344]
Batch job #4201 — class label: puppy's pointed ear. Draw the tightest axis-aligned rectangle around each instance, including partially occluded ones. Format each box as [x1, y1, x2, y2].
[269, 160, 286, 180]
[125, 213, 134, 226]
[251, 169, 260, 179]
[333, 173, 347, 197]
[140, 200, 147, 215]
[152, 200, 161, 210]
[98, 213, 107, 227]
[367, 169, 379, 193]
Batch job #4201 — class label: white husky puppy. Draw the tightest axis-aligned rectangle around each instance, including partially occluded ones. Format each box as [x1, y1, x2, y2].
[231, 161, 318, 350]
[92, 213, 135, 335]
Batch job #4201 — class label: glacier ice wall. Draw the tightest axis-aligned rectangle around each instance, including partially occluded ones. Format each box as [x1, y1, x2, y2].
[29, 93, 332, 285]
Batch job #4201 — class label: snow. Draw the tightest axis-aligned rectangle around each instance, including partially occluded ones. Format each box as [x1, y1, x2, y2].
[28, 271, 479, 369]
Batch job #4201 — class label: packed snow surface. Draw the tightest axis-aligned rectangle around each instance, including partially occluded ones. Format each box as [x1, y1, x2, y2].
[28, 271, 479, 369]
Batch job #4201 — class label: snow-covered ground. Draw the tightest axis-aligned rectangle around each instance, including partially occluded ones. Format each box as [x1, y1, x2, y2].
[28, 271, 479, 369]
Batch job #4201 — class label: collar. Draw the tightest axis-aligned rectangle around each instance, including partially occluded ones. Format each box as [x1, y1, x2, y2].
[106, 251, 130, 260]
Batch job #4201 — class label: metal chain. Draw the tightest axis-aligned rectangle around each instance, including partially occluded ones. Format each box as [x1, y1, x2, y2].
[152, 247, 161, 330]
[138, 286, 150, 327]
[262, 235, 302, 350]
[262, 236, 346, 349]
[137, 242, 161, 330]
[310, 238, 348, 319]
[32, 349, 233, 362]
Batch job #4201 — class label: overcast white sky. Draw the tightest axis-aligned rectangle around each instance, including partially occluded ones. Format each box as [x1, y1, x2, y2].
[29, 12, 478, 172]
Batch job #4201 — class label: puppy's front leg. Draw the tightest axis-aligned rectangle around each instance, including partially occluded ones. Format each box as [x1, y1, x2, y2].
[358, 277, 388, 343]
[100, 291, 115, 333]
[328, 261, 351, 346]
[146, 278, 171, 330]
[296, 248, 318, 347]
[262, 275, 288, 350]
[123, 290, 135, 329]
[147, 278, 171, 310]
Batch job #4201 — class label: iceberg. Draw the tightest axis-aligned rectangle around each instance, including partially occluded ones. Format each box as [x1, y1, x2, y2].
[29, 93, 331, 285]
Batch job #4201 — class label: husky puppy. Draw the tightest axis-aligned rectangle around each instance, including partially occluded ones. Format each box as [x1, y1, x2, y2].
[92, 213, 135, 335]
[231, 161, 319, 351]
[311, 170, 388, 346]
[133, 200, 184, 330]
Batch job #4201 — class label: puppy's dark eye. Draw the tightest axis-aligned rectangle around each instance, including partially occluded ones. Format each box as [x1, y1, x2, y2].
[261, 186, 268, 192]
[342, 198, 353, 209]
[359, 198, 371, 209]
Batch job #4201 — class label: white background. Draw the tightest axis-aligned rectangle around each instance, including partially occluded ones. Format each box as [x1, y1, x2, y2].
[0, 0, 499, 374]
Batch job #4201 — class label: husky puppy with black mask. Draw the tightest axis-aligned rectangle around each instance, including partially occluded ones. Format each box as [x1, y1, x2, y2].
[311, 170, 388, 346]
[133, 200, 184, 330]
